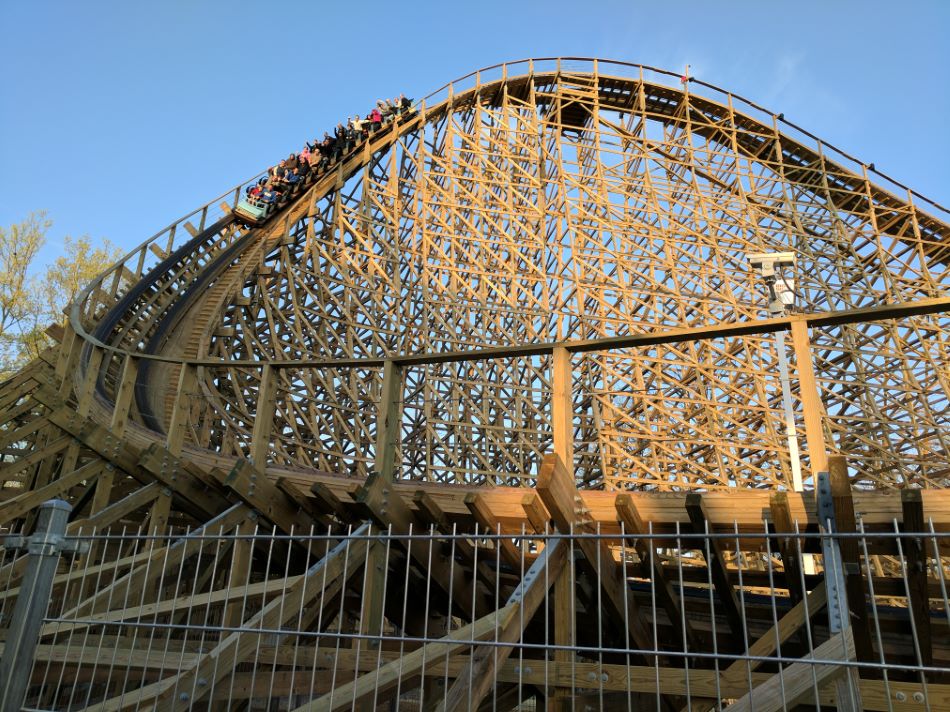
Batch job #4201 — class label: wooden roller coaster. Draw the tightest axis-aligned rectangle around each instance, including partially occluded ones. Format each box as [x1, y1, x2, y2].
[0, 58, 948, 711]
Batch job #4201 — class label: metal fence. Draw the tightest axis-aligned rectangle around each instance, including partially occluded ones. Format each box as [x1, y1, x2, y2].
[0, 500, 948, 711]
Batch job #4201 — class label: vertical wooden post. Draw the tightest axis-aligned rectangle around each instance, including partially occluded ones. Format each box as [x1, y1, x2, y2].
[549, 562, 574, 712]
[551, 347, 573, 478]
[222, 516, 257, 631]
[828, 456, 874, 663]
[549, 347, 573, 711]
[250, 364, 279, 468]
[790, 319, 828, 477]
[45, 347, 103, 487]
[74, 347, 103, 418]
[147, 487, 172, 536]
[88, 464, 116, 518]
[356, 537, 386, 712]
[166, 364, 197, 457]
[374, 360, 403, 482]
[110, 354, 139, 439]
[54, 322, 79, 385]
[901, 489, 933, 667]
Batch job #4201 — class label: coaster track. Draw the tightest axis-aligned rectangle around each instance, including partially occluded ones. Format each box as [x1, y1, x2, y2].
[0, 58, 948, 712]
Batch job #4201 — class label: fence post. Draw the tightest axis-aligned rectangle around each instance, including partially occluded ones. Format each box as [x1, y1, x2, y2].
[815, 473, 863, 712]
[0, 499, 74, 712]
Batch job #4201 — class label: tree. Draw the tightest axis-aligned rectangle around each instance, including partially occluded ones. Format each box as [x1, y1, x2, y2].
[0, 212, 122, 377]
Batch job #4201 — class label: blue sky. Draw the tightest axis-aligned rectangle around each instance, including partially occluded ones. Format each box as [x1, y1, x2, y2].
[1, 0, 947, 266]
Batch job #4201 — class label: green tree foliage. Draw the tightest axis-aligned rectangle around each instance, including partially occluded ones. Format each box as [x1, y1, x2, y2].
[0, 212, 122, 377]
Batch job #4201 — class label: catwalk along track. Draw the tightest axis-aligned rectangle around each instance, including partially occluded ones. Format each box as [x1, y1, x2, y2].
[1, 58, 949, 711]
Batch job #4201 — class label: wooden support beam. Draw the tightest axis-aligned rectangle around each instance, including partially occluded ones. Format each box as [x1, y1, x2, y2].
[723, 629, 855, 712]
[901, 488, 933, 667]
[768, 492, 806, 604]
[790, 320, 828, 477]
[828, 456, 875, 664]
[616, 493, 698, 650]
[374, 360, 403, 481]
[308, 480, 351, 521]
[0, 415, 48, 454]
[357, 531, 387, 659]
[413, 490, 483, 576]
[65, 503, 251, 619]
[149, 524, 373, 712]
[68, 480, 162, 535]
[222, 517, 257, 630]
[87, 462, 116, 518]
[685, 493, 746, 651]
[0, 434, 70, 483]
[414, 489, 450, 531]
[165, 364, 197, 457]
[465, 492, 523, 569]
[291, 604, 518, 712]
[357, 474, 490, 618]
[36, 396, 227, 522]
[288, 472, 950, 533]
[18, 641, 947, 710]
[146, 485, 172, 535]
[249, 363, 278, 467]
[436, 539, 567, 712]
[521, 491, 551, 534]
[550, 347, 573, 470]
[536, 453, 655, 659]
[222, 459, 324, 534]
[720, 582, 827, 685]
[0, 459, 104, 526]
[551, 559, 574, 711]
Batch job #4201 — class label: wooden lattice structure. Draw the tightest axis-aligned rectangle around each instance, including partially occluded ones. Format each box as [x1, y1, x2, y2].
[0, 58, 948, 710]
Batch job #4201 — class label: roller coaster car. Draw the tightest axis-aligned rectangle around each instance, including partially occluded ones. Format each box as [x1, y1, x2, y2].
[234, 198, 275, 226]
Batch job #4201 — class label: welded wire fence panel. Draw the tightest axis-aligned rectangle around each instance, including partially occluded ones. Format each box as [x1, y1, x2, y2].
[2, 524, 948, 711]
